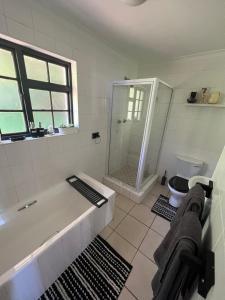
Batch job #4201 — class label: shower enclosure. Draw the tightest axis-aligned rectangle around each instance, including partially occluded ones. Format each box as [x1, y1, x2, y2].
[107, 78, 172, 198]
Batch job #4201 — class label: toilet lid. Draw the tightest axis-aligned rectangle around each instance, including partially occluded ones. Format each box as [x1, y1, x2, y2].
[169, 176, 189, 193]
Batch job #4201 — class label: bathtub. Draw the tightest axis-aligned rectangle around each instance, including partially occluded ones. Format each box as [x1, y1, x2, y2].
[0, 173, 115, 300]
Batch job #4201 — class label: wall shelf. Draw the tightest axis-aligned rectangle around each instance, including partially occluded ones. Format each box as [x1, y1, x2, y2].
[185, 103, 225, 108]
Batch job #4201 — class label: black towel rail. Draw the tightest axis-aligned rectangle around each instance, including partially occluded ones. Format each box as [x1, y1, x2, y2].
[197, 180, 213, 198]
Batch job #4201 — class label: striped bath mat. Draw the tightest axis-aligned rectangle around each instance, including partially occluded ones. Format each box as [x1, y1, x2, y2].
[39, 235, 132, 300]
[151, 194, 177, 222]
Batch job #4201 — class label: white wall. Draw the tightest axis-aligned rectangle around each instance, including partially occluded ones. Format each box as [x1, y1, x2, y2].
[138, 50, 225, 180]
[0, 0, 137, 212]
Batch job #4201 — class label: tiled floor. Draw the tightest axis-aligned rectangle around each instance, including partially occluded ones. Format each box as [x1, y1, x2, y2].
[100, 183, 170, 300]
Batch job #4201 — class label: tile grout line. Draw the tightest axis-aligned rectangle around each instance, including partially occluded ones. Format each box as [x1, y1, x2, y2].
[107, 190, 168, 299]
[130, 215, 157, 264]
[108, 191, 169, 259]
[113, 195, 165, 264]
[149, 226, 166, 238]
[125, 287, 139, 300]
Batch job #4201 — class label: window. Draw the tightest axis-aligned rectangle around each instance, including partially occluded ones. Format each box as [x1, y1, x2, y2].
[0, 38, 73, 136]
[127, 87, 144, 121]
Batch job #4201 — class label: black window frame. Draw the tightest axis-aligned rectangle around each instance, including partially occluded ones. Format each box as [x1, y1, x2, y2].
[0, 37, 73, 138]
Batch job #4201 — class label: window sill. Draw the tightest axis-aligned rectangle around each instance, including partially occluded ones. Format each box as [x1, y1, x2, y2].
[0, 128, 79, 146]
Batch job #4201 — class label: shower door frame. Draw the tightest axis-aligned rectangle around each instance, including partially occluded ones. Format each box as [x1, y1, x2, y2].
[109, 78, 172, 192]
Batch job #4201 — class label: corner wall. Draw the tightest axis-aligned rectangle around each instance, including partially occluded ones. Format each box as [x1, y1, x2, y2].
[138, 50, 225, 179]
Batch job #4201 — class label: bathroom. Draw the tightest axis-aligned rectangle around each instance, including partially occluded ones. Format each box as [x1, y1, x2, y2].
[0, 0, 224, 299]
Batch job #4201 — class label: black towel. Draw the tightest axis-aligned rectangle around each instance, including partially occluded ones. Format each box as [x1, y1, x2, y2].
[154, 184, 204, 267]
[152, 212, 202, 300]
[171, 184, 205, 228]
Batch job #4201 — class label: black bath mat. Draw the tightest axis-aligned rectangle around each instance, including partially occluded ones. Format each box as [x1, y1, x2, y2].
[39, 235, 132, 300]
[151, 194, 177, 222]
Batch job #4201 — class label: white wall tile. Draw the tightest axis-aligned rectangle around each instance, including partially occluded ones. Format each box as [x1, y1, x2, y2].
[4, 142, 32, 166]
[32, 9, 55, 37]
[3, 0, 33, 28]
[6, 17, 34, 44]
[0, 13, 7, 33]
[34, 31, 56, 53]
[55, 41, 73, 59]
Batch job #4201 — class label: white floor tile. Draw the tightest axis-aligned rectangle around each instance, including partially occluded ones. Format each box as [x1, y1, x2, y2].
[139, 229, 163, 262]
[151, 216, 170, 237]
[116, 194, 135, 213]
[142, 194, 157, 209]
[107, 232, 137, 263]
[100, 225, 113, 239]
[116, 215, 148, 248]
[119, 287, 137, 300]
[150, 183, 169, 197]
[126, 251, 157, 300]
[109, 207, 126, 229]
[129, 204, 156, 227]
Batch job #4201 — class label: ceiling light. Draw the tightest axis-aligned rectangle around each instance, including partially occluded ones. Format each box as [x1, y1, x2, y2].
[120, 0, 147, 6]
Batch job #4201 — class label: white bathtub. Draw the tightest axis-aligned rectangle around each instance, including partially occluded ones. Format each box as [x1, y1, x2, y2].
[0, 173, 115, 300]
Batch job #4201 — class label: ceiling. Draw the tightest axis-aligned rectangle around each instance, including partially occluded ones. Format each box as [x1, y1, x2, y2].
[43, 0, 225, 60]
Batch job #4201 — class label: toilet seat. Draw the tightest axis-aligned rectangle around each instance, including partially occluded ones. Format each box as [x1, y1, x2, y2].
[169, 176, 189, 193]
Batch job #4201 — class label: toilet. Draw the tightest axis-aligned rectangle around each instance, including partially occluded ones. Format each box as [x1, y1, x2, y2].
[168, 155, 203, 208]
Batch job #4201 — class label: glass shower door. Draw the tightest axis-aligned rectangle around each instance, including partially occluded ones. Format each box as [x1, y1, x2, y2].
[140, 82, 173, 186]
[108, 83, 152, 188]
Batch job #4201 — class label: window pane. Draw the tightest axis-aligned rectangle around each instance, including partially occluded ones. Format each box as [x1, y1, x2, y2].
[137, 112, 141, 120]
[0, 48, 16, 78]
[0, 112, 26, 134]
[140, 91, 144, 100]
[129, 87, 134, 98]
[136, 90, 140, 99]
[0, 78, 22, 109]
[29, 89, 51, 110]
[24, 56, 48, 82]
[52, 92, 68, 110]
[139, 101, 143, 111]
[33, 112, 52, 129]
[49, 63, 66, 85]
[134, 111, 138, 119]
[128, 101, 133, 111]
[127, 111, 132, 120]
[135, 100, 139, 111]
[53, 112, 69, 127]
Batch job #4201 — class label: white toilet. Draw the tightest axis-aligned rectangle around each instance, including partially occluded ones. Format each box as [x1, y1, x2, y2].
[168, 155, 203, 208]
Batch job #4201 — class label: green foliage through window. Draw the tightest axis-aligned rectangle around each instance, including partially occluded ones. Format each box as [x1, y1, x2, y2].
[0, 38, 73, 135]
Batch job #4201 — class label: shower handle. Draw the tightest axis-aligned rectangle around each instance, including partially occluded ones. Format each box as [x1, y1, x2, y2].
[117, 120, 122, 124]
[123, 119, 127, 123]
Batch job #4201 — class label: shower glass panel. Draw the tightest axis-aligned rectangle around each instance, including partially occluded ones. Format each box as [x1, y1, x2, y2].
[108, 83, 152, 187]
[141, 82, 173, 186]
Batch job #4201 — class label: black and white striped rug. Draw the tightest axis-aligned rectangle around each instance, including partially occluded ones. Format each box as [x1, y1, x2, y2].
[39, 235, 132, 300]
[151, 194, 177, 222]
